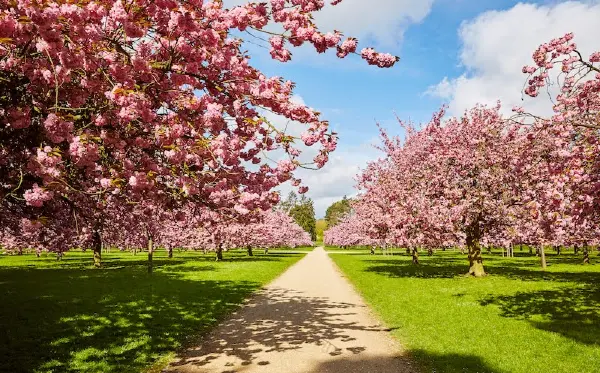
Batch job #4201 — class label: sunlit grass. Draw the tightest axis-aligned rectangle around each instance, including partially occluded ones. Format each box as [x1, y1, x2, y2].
[0, 249, 304, 373]
[330, 249, 600, 373]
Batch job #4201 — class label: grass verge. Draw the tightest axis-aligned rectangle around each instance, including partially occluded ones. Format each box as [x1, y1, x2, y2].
[330, 249, 600, 373]
[0, 249, 304, 373]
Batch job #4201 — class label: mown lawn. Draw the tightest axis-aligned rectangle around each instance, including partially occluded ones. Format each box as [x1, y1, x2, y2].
[0, 249, 304, 373]
[330, 249, 600, 373]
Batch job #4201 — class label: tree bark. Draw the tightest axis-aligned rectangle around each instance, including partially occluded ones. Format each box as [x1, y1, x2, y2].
[215, 244, 223, 261]
[56, 252, 63, 261]
[148, 235, 154, 274]
[412, 247, 420, 265]
[168, 247, 173, 259]
[466, 224, 485, 277]
[92, 226, 102, 268]
[540, 245, 547, 270]
[583, 246, 590, 264]
[247, 246, 253, 257]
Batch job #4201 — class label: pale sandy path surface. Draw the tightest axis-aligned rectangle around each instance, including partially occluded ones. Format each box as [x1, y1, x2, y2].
[165, 247, 415, 373]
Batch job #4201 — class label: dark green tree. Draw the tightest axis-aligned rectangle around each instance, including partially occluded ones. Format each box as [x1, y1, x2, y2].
[324, 196, 352, 228]
[281, 192, 316, 241]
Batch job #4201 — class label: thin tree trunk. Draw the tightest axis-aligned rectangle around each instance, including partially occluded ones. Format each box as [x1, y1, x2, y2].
[574, 245, 579, 255]
[168, 247, 173, 259]
[148, 235, 154, 274]
[56, 252, 63, 261]
[92, 226, 102, 268]
[215, 244, 223, 261]
[529, 245, 533, 254]
[247, 246, 253, 257]
[583, 246, 590, 264]
[540, 245, 547, 270]
[412, 247, 420, 265]
[427, 247, 433, 257]
[264, 247, 269, 254]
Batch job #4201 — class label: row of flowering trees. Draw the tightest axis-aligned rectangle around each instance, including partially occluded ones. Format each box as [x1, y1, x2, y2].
[326, 33, 600, 276]
[0, 0, 396, 267]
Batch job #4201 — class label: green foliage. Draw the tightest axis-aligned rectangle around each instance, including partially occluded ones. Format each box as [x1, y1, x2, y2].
[324, 196, 352, 228]
[0, 249, 303, 373]
[330, 249, 600, 373]
[316, 219, 327, 243]
[280, 191, 317, 241]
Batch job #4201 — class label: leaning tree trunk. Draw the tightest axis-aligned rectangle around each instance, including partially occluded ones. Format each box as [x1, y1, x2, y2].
[147, 235, 154, 274]
[215, 243, 223, 261]
[411, 247, 420, 265]
[168, 247, 173, 259]
[539, 245, 547, 270]
[247, 246, 253, 257]
[466, 225, 485, 277]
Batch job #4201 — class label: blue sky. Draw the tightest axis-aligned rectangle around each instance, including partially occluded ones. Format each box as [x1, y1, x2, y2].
[229, 0, 600, 217]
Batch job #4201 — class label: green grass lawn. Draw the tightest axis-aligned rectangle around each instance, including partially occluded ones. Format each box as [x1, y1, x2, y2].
[330, 249, 600, 373]
[0, 249, 304, 373]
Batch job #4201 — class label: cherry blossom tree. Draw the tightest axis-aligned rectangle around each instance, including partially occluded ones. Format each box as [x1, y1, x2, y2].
[0, 0, 397, 258]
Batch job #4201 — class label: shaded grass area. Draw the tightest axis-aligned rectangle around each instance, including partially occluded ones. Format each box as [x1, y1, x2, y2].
[0, 249, 304, 373]
[330, 249, 600, 373]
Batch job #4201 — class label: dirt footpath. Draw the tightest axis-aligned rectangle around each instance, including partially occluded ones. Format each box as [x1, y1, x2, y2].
[165, 247, 415, 373]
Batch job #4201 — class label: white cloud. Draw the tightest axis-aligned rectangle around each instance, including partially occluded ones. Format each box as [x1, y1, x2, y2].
[253, 95, 382, 217]
[426, 1, 600, 116]
[280, 142, 383, 218]
[224, 0, 434, 46]
[313, 0, 434, 46]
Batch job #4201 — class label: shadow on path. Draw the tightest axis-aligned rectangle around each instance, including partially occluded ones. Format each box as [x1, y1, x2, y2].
[170, 286, 398, 370]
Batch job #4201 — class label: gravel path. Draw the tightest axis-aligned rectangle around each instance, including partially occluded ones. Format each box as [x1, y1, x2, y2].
[165, 247, 415, 373]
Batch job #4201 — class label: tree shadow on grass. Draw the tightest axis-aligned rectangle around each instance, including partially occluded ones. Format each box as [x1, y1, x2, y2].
[480, 285, 600, 346]
[168, 287, 397, 371]
[364, 257, 598, 284]
[0, 261, 266, 373]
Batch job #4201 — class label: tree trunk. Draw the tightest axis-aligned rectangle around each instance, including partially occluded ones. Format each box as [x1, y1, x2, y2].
[405, 247, 411, 254]
[56, 252, 63, 261]
[92, 228, 102, 268]
[215, 244, 223, 261]
[264, 248, 269, 255]
[411, 247, 420, 265]
[574, 245, 579, 255]
[466, 225, 485, 277]
[148, 236, 154, 274]
[535, 246, 540, 257]
[555, 245, 561, 256]
[540, 245, 547, 270]
[487, 246, 491, 254]
[168, 247, 173, 259]
[427, 247, 433, 257]
[370, 247, 375, 255]
[583, 246, 590, 264]
[529, 245, 533, 254]
[247, 246, 253, 257]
